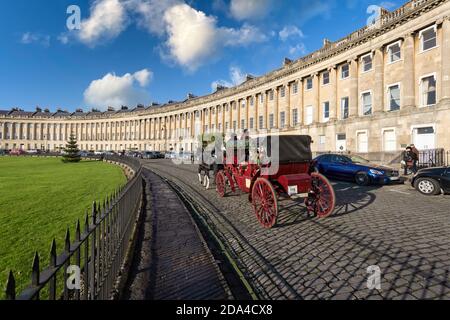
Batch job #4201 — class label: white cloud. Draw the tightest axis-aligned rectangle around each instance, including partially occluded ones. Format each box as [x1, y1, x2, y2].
[57, 34, 69, 44]
[126, 0, 181, 36]
[289, 43, 307, 57]
[20, 32, 51, 47]
[230, 0, 271, 20]
[211, 66, 247, 91]
[84, 69, 153, 109]
[279, 26, 304, 42]
[70, 0, 267, 71]
[133, 68, 153, 86]
[162, 4, 268, 71]
[163, 4, 219, 71]
[222, 23, 268, 46]
[77, 0, 128, 46]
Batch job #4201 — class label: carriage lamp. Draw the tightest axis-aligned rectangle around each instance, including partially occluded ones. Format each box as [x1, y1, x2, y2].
[370, 169, 384, 175]
[288, 185, 298, 196]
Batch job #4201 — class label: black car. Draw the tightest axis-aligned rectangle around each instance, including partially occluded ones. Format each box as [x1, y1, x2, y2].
[411, 166, 450, 195]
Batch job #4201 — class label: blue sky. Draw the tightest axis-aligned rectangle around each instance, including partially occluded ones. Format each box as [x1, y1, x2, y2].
[0, 0, 403, 112]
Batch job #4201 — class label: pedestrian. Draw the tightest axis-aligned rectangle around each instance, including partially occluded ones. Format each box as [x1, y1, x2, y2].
[403, 147, 415, 175]
[410, 144, 420, 173]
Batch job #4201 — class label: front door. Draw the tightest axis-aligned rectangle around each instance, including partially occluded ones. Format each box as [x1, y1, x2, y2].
[413, 126, 435, 150]
[336, 134, 347, 152]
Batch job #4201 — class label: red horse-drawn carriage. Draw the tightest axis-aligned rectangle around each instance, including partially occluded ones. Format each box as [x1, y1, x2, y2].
[215, 135, 336, 229]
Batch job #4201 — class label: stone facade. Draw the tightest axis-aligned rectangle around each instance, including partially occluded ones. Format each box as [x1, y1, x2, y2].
[1, 0, 449, 162]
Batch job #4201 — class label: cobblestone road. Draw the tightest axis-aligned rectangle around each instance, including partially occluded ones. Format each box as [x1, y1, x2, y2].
[144, 160, 450, 300]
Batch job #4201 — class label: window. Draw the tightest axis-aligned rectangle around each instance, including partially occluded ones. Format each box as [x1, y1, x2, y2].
[233, 121, 237, 131]
[420, 75, 437, 107]
[241, 119, 245, 129]
[249, 118, 254, 129]
[305, 106, 313, 125]
[318, 135, 326, 151]
[388, 84, 401, 111]
[241, 100, 246, 108]
[269, 90, 274, 101]
[306, 77, 313, 90]
[292, 82, 298, 94]
[323, 102, 330, 122]
[383, 129, 397, 152]
[319, 135, 326, 145]
[387, 41, 401, 63]
[225, 122, 229, 130]
[292, 109, 299, 126]
[280, 112, 286, 128]
[361, 92, 372, 116]
[260, 93, 264, 104]
[259, 116, 264, 129]
[269, 114, 274, 129]
[341, 97, 349, 119]
[323, 71, 330, 85]
[362, 54, 373, 72]
[233, 102, 237, 110]
[357, 131, 368, 153]
[280, 86, 286, 98]
[420, 26, 437, 52]
[250, 97, 254, 106]
[341, 64, 349, 79]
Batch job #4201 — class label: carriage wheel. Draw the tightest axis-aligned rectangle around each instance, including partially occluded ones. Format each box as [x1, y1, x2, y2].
[307, 173, 336, 219]
[216, 171, 227, 197]
[252, 178, 278, 229]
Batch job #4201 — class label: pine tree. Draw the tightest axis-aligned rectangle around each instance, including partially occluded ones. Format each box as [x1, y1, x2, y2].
[62, 134, 81, 163]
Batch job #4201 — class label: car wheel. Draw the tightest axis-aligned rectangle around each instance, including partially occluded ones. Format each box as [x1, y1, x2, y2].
[414, 178, 441, 196]
[355, 172, 370, 186]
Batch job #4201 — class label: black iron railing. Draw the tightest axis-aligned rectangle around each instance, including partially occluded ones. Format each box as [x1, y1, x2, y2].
[417, 149, 448, 169]
[4, 156, 143, 300]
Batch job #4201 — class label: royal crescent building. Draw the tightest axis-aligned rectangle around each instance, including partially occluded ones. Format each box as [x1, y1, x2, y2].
[1, 0, 450, 162]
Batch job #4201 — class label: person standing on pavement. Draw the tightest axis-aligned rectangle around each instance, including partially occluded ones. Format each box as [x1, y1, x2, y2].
[410, 144, 420, 173]
[403, 146, 418, 175]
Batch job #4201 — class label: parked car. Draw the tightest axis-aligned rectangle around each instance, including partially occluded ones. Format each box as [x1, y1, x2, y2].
[27, 149, 41, 155]
[143, 151, 159, 159]
[9, 149, 27, 156]
[164, 152, 176, 159]
[80, 151, 95, 157]
[0, 149, 8, 156]
[313, 154, 400, 186]
[411, 166, 450, 195]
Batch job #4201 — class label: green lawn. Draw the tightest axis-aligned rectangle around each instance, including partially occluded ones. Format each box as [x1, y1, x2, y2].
[0, 157, 127, 298]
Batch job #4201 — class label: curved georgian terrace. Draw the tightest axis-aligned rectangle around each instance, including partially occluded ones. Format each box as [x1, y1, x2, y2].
[1, 0, 450, 302]
[1, 0, 450, 163]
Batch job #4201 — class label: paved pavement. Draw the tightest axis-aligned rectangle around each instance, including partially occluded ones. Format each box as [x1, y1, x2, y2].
[124, 169, 231, 300]
[143, 159, 450, 300]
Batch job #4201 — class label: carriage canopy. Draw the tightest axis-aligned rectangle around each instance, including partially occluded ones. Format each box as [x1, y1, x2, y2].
[255, 135, 313, 164]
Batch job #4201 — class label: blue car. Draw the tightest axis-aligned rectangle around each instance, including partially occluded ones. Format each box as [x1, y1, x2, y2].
[313, 154, 400, 186]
